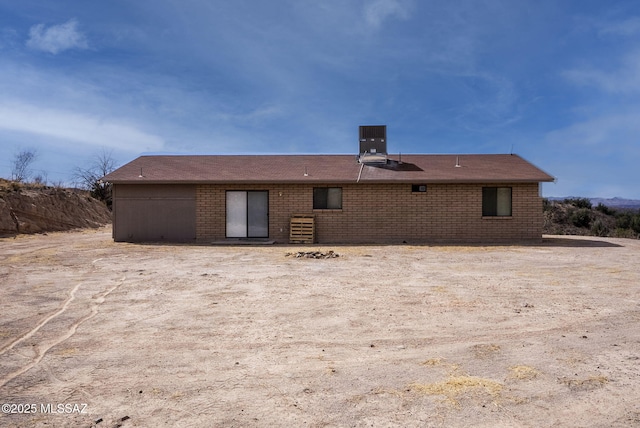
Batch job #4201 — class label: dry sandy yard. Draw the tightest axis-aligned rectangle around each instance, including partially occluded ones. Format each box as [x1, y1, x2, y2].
[0, 227, 639, 427]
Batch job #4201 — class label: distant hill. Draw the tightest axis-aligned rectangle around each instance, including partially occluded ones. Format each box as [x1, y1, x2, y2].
[589, 197, 640, 209]
[548, 196, 640, 210]
[543, 197, 640, 238]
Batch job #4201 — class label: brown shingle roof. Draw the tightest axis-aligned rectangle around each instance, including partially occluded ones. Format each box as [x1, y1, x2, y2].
[103, 154, 554, 184]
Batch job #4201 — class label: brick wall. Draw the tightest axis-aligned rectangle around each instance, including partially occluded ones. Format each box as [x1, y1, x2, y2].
[196, 182, 543, 243]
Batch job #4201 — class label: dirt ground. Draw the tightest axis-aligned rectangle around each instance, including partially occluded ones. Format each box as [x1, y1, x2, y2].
[0, 227, 639, 427]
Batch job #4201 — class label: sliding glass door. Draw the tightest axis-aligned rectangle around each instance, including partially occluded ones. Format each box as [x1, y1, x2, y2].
[226, 191, 268, 238]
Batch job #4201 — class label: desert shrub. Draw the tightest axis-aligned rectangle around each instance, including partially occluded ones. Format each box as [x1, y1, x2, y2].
[542, 198, 552, 211]
[590, 219, 609, 237]
[555, 208, 569, 224]
[564, 197, 592, 209]
[631, 215, 640, 234]
[614, 227, 636, 238]
[569, 208, 592, 228]
[33, 174, 48, 186]
[595, 203, 616, 216]
[616, 213, 632, 229]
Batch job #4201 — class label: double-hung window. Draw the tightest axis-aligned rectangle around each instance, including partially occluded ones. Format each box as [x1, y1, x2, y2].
[313, 187, 342, 209]
[482, 187, 512, 217]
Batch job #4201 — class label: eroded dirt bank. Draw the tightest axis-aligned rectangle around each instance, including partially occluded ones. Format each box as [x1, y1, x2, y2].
[1, 228, 639, 427]
[0, 186, 110, 236]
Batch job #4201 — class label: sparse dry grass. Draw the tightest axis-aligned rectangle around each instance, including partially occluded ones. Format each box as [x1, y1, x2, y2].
[4, 248, 60, 264]
[472, 343, 501, 358]
[409, 375, 503, 404]
[420, 357, 461, 374]
[414, 356, 502, 404]
[53, 347, 78, 357]
[509, 365, 539, 380]
[421, 358, 445, 366]
[559, 376, 608, 391]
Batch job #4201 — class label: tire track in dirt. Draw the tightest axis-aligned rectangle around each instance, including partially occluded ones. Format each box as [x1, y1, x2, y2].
[0, 257, 112, 357]
[0, 282, 83, 356]
[0, 276, 126, 388]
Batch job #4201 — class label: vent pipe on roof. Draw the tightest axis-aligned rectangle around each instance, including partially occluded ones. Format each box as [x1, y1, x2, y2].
[357, 163, 364, 183]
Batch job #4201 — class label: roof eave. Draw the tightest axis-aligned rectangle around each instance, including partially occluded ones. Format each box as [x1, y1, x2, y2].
[106, 177, 555, 185]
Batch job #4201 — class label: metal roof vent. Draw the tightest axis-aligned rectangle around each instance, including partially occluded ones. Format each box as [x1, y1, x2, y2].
[359, 125, 387, 164]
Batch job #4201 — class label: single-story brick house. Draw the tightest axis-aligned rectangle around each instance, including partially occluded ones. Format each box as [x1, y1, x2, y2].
[103, 134, 554, 244]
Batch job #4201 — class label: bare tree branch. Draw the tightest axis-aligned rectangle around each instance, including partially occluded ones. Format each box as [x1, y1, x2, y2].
[72, 149, 118, 209]
[11, 149, 38, 182]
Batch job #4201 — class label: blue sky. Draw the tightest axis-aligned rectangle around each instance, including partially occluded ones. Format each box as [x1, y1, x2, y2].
[1, 1, 639, 198]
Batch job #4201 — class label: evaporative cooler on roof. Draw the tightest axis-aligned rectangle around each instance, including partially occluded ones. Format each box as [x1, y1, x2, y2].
[359, 125, 387, 164]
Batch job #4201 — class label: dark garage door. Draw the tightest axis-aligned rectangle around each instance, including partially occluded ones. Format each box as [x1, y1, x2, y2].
[113, 184, 196, 242]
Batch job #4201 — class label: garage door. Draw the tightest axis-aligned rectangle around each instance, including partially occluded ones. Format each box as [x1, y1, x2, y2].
[113, 184, 196, 242]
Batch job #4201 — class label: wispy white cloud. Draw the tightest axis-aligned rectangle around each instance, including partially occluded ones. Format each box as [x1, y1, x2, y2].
[0, 102, 164, 152]
[363, 0, 412, 29]
[451, 72, 520, 132]
[539, 112, 640, 197]
[214, 104, 284, 123]
[545, 113, 640, 154]
[26, 19, 88, 54]
[562, 52, 640, 93]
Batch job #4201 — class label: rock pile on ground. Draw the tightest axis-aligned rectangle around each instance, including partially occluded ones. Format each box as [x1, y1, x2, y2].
[285, 250, 340, 259]
[0, 182, 111, 236]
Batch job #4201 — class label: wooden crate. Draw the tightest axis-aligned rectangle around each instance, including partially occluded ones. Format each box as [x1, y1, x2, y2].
[289, 215, 315, 244]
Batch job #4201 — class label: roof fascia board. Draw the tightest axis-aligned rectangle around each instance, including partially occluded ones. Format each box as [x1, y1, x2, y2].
[107, 178, 554, 185]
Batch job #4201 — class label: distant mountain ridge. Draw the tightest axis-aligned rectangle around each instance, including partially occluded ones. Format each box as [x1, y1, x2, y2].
[548, 197, 640, 210]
